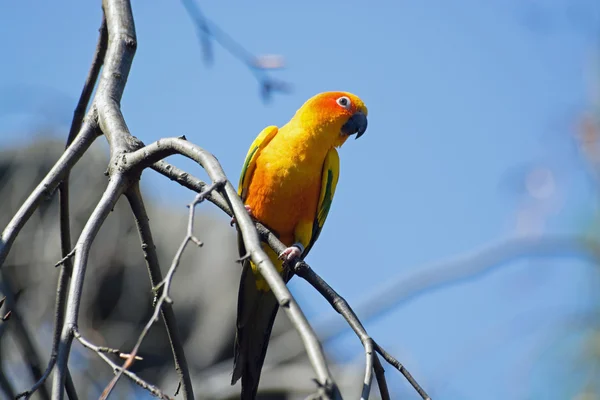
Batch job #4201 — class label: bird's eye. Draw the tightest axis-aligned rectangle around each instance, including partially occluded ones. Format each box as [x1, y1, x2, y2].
[336, 96, 351, 110]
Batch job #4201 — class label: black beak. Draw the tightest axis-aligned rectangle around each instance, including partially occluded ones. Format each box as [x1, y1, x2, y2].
[341, 111, 368, 139]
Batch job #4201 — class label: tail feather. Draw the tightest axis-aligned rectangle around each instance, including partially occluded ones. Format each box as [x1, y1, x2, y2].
[232, 261, 280, 399]
[232, 233, 281, 399]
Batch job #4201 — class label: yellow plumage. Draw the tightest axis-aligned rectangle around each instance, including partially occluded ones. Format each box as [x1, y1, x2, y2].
[232, 91, 368, 399]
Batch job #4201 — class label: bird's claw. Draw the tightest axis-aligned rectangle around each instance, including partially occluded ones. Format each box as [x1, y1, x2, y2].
[230, 205, 253, 226]
[278, 245, 302, 264]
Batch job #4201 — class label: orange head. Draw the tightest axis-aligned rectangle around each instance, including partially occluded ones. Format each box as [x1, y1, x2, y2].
[292, 91, 369, 147]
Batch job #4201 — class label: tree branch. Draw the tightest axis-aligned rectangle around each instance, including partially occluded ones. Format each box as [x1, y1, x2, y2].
[95, 0, 140, 157]
[372, 356, 390, 400]
[73, 328, 173, 400]
[360, 338, 374, 400]
[101, 181, 223, 399]
[120, 183, 195, 400]
[180, 0, 291, 102]
[151, 160, 232, 214]
[0, 118, 99, 268]
[51, 174, 127, 400]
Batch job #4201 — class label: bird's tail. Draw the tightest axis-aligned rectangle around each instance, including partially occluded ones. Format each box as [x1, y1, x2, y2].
[232, 236, 281, 399]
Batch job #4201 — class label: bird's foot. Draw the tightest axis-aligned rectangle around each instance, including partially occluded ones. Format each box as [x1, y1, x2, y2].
[279, 243, 304, 265]
[230, 205, 253, 226]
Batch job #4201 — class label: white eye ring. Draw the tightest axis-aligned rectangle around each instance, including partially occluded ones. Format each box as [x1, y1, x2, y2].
[336, 96, 352, 110]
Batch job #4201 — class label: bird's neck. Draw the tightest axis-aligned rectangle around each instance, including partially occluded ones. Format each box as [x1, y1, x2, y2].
[277, 124, 333, 164]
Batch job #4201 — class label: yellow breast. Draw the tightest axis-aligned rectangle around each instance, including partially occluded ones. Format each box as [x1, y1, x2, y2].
[244, 127, 326, 245]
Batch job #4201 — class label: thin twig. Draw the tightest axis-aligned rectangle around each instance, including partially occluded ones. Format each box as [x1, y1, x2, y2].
[291, 261, 429, 399]
[372, 356, 391, 400]
[51, 175, 127, 400]
[100, 180, 224, 399]
[373, 342, 430, 400]
[180, 0, 291, 102]
[151, 160, 231, 214]
[73, 329, 173, 400]
[81, 341, 143, 361]
[121, 183, 195, 400]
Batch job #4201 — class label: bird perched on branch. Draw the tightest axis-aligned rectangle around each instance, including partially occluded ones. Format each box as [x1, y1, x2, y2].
[232, 91, 368, 399]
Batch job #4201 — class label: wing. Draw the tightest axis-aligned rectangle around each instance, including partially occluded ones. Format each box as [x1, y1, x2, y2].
[303, 147, 340, 257]
[238, 125, 278, 201]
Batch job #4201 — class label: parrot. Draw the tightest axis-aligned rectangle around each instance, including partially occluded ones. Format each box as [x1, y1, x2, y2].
[231, 91, 368, 399]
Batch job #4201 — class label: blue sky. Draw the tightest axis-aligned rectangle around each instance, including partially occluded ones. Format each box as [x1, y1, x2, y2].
[2, 0, 600, 398]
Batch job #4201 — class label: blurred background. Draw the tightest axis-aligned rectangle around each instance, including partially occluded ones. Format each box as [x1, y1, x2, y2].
[1, 0, 600, 399]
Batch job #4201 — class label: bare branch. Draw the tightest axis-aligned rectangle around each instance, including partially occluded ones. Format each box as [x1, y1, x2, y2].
[0, 118, 99, 268]
[66, 16, 108, 148]
[100, 180, 224, 399]
[372, 356, 391, 400]
[73, 329, 173, 400]
[180, 0, 291, 102]
[151, 160, 232, 215]
[360, 339, 374, 400]
[51, 175, 127, 400]
[96, 0, 141, 157]
[289, 261, 429, 399]
[122, 183, 194, 400]
[372, 343, 430, 399]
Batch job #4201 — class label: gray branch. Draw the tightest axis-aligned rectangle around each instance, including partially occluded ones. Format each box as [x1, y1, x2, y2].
[73, 328, 173, 400]
[0, 118, 99, 267]
[51, 175, 127, 400]
[103, 183, 195, 400]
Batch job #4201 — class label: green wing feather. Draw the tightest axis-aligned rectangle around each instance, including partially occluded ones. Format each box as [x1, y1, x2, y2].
[238, 125, 278, 201]
[303, 147, 340, 257]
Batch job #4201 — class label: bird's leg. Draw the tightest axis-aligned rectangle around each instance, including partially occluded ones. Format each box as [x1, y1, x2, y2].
[230, 205, 253, 226]
[279, 242, 304, 264]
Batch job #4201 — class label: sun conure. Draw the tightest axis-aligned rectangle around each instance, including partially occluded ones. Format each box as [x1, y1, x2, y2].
[231, 91, 368, 399]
